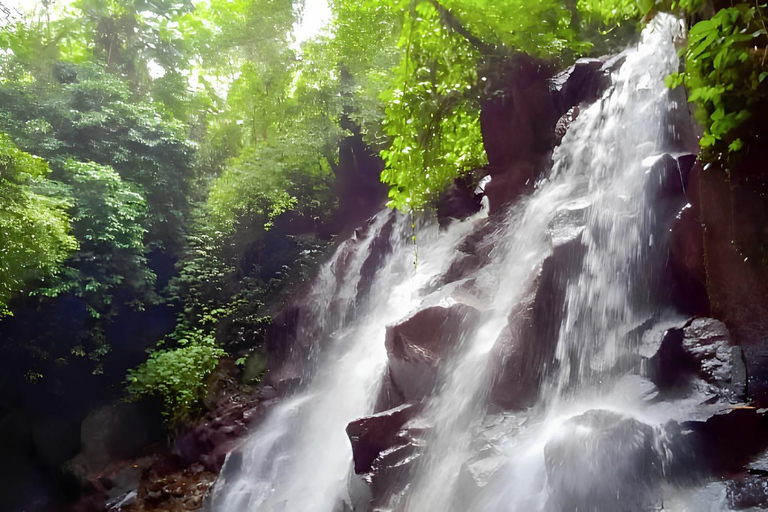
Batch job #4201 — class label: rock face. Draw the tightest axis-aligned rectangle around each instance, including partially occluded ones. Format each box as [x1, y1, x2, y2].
[489, 223, 586, 410]
[66, 402, 163, 483]
[692, 147, 768, 406]
[385, 303, 482, 403]
[544, 410, 663, 512]
[478, 54, 616, 213]
[649, 317, 746, 402]
[548, 58, 607, 112]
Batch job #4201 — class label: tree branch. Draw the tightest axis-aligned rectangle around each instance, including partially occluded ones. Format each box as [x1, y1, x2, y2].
[424, 0, 497, 55]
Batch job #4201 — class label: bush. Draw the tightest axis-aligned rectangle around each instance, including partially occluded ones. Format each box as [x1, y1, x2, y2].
[126, 329, 226, 427]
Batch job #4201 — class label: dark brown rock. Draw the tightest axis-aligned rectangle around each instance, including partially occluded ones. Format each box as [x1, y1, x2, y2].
[385, 303, 482, 402]
[480, 55, 558, 170]
[548, 57, 607, 113]
[334, 133, 387, 237]
[695, 150, 768, 406]
[346, 403, 422, 475]
[727, 476, 768, 509]
[359, 415, 429, 510]
[373, 368, 406, 413]
[667, 191, 709, 316]
[644, 153, 697, 200]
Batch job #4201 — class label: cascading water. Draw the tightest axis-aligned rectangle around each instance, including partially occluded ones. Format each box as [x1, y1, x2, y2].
[212, 13, 740, 512]
[209, 211, 484, 511]
[400, 14, 691, 511]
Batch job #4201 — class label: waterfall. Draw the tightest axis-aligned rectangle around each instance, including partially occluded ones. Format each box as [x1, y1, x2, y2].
[212, 13, 718, 512]
[401, 14, 688, 511]
[209, 210, 484, 511]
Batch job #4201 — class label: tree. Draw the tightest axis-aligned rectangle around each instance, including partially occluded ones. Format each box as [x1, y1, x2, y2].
[0, 134, 76, 316]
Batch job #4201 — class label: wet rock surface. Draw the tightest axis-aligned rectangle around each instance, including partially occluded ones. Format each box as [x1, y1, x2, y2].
[65, 360, 268, 512]
[347, 408, 429, 509]
[385, 303, 482, 402]
[489, 226, 585, 410]
[649, 317, 746, 402]
[688, 139, 768, 406]
[346, 404, 422, 475]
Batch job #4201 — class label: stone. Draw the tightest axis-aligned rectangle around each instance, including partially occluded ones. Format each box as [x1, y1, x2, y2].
[649, 318, 746, 403]
[346, 404, 421, 475]
[334, 132, 388, 237]
[727, 476, 768, 509]
[65, 402, 163, 482]
[434, 218, 499, 288]
[480, 54, 558, 170]
[549, 57, 607, 112]
[544, 410, 663, 512]
[643, 153, 697, 200]
[347, 411, 430, 510]
[694, 146, 768, 406]
[385, 303, 482, 401]
[554, 106, 579, 145]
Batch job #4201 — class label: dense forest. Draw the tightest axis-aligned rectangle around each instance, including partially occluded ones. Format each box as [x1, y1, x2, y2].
[0, 0, 767, 510]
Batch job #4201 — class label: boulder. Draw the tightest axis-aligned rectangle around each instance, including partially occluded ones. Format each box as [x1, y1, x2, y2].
[434, 218, 499, 288]
[385, 303, 482, 402]
[554, 106, 579, 146]
[478, 53, 616, 212]
[549, 57, 607, 113]
[643, 153, 697, 200]
[347, 407, 429, 509]
[346, 404, 421, 475]
[649, 318, 746, 403]
[174, 391, 262, 472]
[264, 305, 303, 389]
[373, 368, 406, 413]
[667, 194, 709, 316]
[356, 213, 396, 301]
[544, 410, 663, 511]
[65, 402, 163, 482]
[480, 54, 558, 171]
[334, 132, 387, 237]
[727, 476, 768, 510]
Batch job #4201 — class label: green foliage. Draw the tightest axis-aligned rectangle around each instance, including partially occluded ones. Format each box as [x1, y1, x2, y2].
[577, 0, 641, 24]
[379, 1, 487, 209]
[666, 4, 768, 160]
[126, 328, 225, 425]
[35, 160, 156, 316]
[339, 0, 615, 210]
[0, 62, 197, 253]
[208, 137, 335, 233]
[0, 134, 76, 315]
